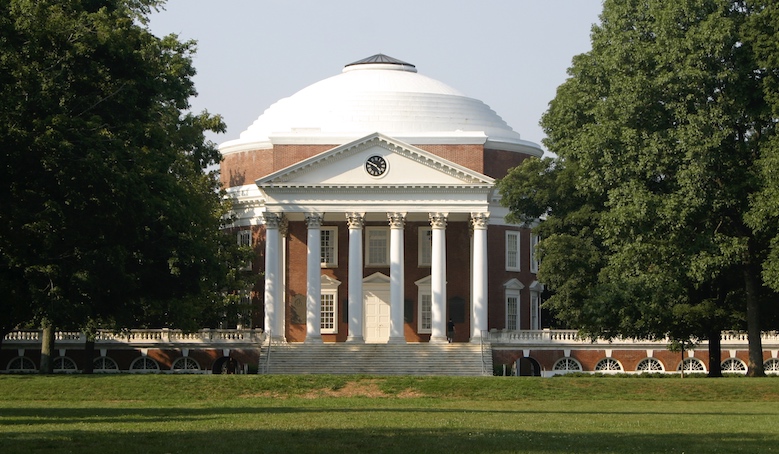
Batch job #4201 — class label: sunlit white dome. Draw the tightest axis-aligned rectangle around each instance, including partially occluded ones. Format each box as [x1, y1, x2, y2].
[220, 54, 542, 156]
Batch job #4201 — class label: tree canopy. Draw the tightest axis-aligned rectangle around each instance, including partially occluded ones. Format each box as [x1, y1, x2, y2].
[0, 0, 251, 341]
[498, 0, 779, 376]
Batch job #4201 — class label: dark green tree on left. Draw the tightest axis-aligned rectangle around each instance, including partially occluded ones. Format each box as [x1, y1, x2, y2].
[0, 0, 253, 372]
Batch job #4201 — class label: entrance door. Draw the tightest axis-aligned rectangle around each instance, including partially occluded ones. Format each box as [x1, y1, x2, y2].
[364, 290, 390, 343]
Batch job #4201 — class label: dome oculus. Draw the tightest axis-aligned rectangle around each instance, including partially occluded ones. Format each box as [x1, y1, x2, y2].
[365, 155, 387, 177]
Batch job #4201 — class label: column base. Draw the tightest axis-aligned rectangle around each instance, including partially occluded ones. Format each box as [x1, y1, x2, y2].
[346, 336, 365, 343]
[429, 336, 449, 344]
[387, 336, 406, 344]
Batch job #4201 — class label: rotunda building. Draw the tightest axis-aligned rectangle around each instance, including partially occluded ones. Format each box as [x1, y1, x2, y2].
[221, 54, 544, 344]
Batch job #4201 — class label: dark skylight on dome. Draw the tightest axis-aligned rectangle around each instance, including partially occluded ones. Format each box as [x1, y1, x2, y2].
[345, 54, 415, 68]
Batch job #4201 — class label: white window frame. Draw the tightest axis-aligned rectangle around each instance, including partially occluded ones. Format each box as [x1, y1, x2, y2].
[530, 233, 540, 274]
[320, 226, 338, 268]
[415, 275, 432, 334]
[418, 227, 432, 267]
[506, 231, 520, 271]
[320, 275, 341, 334]
[529, 281, 543, 330]
[365, 227, 390, 267]
[237, 229, 251, 247]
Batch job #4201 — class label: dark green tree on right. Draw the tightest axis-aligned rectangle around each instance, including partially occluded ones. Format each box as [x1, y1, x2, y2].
[498, 0, 779, 376]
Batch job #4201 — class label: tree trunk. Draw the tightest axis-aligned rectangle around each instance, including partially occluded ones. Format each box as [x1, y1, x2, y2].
[744, 264, 766, 377]
[707, 330, 722, 378]
[82, 336, 95, 375]
[39, 322, 55, 374]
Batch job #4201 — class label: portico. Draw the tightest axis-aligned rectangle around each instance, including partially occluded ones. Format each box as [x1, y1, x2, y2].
[256, 133, 494, 344]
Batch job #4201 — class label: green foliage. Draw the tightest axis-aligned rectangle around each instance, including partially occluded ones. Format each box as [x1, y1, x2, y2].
[498, 0, 779, 372]
[0, 0, 247, 334]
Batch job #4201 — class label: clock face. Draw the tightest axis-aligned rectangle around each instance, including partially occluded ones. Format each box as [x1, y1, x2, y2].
[365, 155, 388, 177]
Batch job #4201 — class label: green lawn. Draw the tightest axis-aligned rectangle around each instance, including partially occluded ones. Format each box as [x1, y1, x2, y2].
[1, 374, 778, 453]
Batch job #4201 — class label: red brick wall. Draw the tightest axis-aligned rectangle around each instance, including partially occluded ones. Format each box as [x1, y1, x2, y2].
[483, 149, 534, 179]
[487, 225, 537, 331]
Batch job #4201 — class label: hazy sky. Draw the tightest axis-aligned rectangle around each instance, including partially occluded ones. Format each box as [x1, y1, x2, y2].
[149, 1, 604, 153]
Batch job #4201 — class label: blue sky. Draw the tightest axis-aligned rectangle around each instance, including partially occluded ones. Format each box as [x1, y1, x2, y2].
[149, 1, 603, 154]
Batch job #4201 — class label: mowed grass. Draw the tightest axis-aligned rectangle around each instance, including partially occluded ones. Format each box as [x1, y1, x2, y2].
[1, 374, 778, 453]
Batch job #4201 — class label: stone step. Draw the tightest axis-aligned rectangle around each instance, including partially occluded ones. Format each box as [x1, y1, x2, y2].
[262, 342, 492, 376]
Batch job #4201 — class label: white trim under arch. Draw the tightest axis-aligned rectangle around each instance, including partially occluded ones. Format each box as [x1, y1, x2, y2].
[677, 357, 707, 373]
[172, 357, 201, 373]
[721, 358, 747, 374]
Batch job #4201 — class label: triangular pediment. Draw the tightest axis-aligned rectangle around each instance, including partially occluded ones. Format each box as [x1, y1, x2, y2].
[256, 133, 494, 188]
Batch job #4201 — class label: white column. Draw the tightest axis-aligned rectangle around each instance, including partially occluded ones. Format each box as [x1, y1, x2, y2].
[470, 213, 489, 342]
[429, 212, 448, 343]
[262, 213, 280, 341]
[388, 212, 406, 344]
[346, 212, 365, 343]
[277, 216, 288, 342]
[305, 213, 323, 343]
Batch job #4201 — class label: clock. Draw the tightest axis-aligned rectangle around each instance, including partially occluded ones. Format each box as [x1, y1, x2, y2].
[365, 155, 387, 177]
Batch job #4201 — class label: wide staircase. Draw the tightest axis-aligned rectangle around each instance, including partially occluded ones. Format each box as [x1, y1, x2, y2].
[262, 342, 492, 376]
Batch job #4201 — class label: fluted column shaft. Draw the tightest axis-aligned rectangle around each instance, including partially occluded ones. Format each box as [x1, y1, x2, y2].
[430, 213, 448, 343]
[346, 213, 365, 343]
[305, 214, 323, 343]
[471, 213, 489, 342]
[388, 212, 406, 344]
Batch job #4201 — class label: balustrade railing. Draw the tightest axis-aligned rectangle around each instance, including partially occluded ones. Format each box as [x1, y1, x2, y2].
[488, 329, 779, 348]
[3, 328, 264, 346]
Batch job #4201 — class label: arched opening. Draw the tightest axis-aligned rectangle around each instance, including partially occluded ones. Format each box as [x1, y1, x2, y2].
[516, 357, 542, 376]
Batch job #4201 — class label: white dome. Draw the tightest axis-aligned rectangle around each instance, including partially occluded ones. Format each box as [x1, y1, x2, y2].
[220, 55, 542, 156]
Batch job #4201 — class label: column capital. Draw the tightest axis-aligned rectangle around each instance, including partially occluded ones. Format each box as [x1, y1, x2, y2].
[429, 212, 448, 229]
[278, 215, 289, 237]
[305, 213, 323, 228]
[470, 212, 490, 230]
[387, 212, 406, 229]
[345, 212, 365, 229]
[261, 212, 282, 228]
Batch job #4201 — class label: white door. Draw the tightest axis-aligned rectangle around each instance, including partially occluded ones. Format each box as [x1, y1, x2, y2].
[364, 290, 390, 343]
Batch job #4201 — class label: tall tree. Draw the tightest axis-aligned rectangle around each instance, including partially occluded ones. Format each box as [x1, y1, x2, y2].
[498, 0, 778, 376]
[0, 0, 248, 370]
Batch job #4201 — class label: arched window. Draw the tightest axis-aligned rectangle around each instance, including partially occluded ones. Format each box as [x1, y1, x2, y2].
[721, 358, 747, 374]
[53, 357, 78, 373]
[764, 358, 779, 375]
[93, 356, 119, 373]
[171, 357, 201, 372]
[594, 358, 623, 373]
[129, 357, 160, 373]
[552, 357, 582, 372]
[677, 358, 706, 373]
[6, 356, 36, 373]
[636, 357, 664, 372]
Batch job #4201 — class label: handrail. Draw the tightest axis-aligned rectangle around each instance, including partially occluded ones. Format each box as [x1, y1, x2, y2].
[480, 330, 491, 376]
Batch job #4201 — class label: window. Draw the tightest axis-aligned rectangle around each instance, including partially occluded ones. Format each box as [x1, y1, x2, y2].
[506, 290, 520, 330]
[129, 357, 160, 373]
[506, 231, 520, 271]
[320, 227, 338, 267]
[764, 358, 779, 375]
[320, 275, 341, 334]
[677, 358, 706, 373]
[552, 357, 582, 372]
[366, 227, 389, 267]
[636, 358, 664, 372]
[595, 358, 623, 372]
[54, 357, 78, 373]
[320, 293, 336, 333]
[172, 357, 201, 373]
[415, 276, 432, 334]
[721, 358, 747, 374]
[6, 356, 36, 373]
[237, 229, 252, 270]
[418, 227, 432, 267]
[530, 234, 540, 273]
[93, 356, 119, 373]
